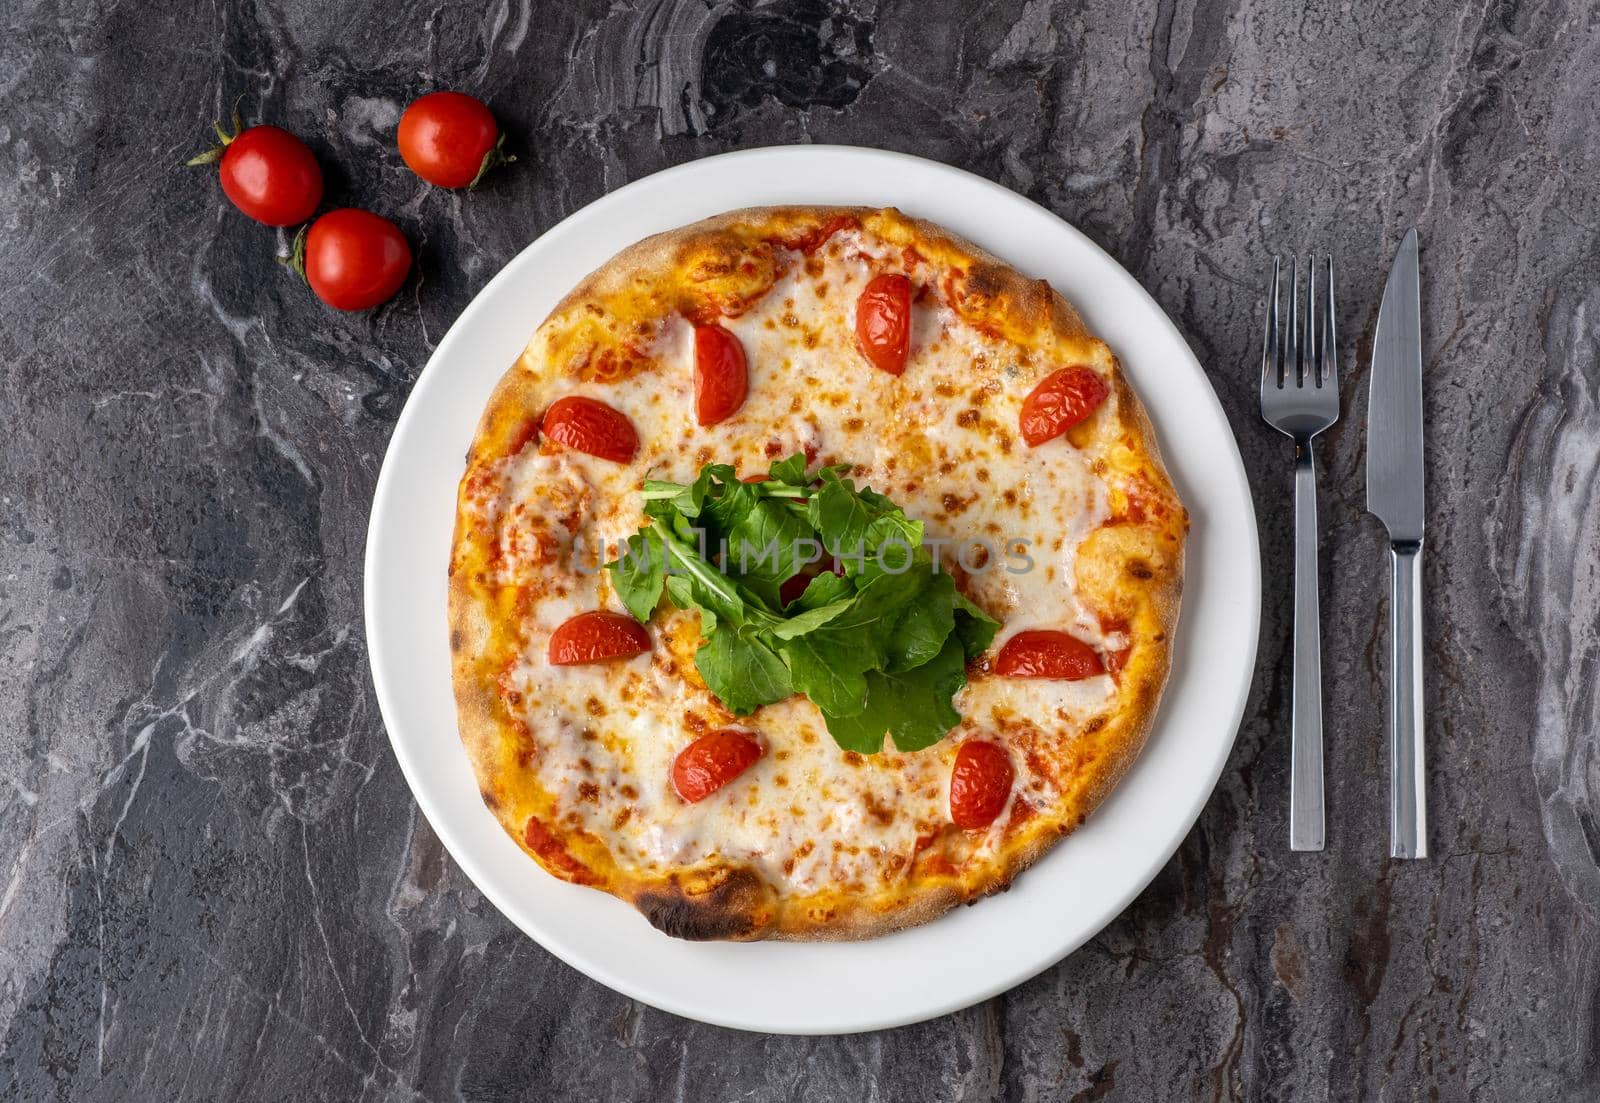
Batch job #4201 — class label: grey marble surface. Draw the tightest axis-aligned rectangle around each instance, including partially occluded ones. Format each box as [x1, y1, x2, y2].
[1, 0, 1596, 1098]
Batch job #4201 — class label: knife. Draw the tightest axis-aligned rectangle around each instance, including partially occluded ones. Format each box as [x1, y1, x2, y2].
[1366, 228, 1427, 859]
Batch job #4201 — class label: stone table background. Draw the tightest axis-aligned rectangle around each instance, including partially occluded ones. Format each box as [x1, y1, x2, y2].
[2, 0, 1596, 1099]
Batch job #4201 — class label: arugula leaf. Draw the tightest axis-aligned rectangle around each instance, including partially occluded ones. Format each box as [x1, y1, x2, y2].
[695, 630, 793, 715]
[884, 572, 956, 672]
[606, 530, 666, 624]
[705, 481, 815, 606]
[774, 570, 927, 716]
[767, 599, 855, 640]
[808, 470, 875, 562]
[767, 452, 810, 486]
[952, 590, 1001, 660]
[794, 571, 853, 609]
[778, 634, 870, 717]
[652, 520, 766, 628]
[822, 636, 969, 753]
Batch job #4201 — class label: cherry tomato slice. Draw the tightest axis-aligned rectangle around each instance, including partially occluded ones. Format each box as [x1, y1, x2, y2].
[217, 125, 323, 226]
[994, 630, 1105, 680]
[855, 273, 912, 375]
[949, 741, 1015, 829]
[397, 91, 504, 189]
[672, 729, 763, 803]
[1018, 367, 1110, 446]
[547, 610, 651, 665]
[303, 209, 412, 311]
[693, 324, 748, 426]
[540, 396, 638, 463]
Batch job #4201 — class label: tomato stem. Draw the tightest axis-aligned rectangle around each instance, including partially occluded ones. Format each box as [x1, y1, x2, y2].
[468, 132, 516, 190]
[184, 95, 247, 168]
[278, 225, 309, 282]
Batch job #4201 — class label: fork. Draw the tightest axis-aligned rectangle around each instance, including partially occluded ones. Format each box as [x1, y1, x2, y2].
[1259, 254, 1339, 852]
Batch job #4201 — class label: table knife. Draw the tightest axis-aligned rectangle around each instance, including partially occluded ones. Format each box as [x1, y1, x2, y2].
[1366, 228, 1427, 859]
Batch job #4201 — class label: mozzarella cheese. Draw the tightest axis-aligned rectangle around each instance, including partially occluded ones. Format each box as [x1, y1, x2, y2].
[471, 227, 1117, 893]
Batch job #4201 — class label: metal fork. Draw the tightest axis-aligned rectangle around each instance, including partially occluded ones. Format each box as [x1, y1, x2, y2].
[1259, 255, 1339, 852]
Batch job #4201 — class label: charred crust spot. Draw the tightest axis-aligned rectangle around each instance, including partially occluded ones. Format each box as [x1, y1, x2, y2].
[962, 263, 1007, 307]
[1126, 559, 1154, 580]
[479, 786, 501, 812]
[636, 867, 772, 941]
[449, 629, 464, 652]
[1083, 715, 1108, 735]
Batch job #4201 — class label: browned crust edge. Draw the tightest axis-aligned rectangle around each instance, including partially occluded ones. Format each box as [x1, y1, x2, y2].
[448, 205, 1187, 941]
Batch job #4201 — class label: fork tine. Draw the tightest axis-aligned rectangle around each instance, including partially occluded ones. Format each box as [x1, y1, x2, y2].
[1321, 254, 1337, 391]
[1261, 255, 1281, 390]
[1307, 255, 1320, 385]
[1289, 254, 1303, 386]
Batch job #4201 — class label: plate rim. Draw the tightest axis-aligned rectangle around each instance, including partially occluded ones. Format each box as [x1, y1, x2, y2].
[364, 143, 1260, 1034]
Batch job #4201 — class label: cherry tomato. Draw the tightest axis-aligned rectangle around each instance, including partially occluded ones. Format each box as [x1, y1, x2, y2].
[1018, 367, 1109, 446]
[948, 741, 1015, 829]
[693, 324, 748, 426]
[548, 611, 651, 666]
[672, 730, 762, 803]
[540, 396, 638, 463]
[994, 630, 1105, 680]
[855, 273, 912, 375]
[301, 209, 411, 311]
[191, 122, 324, 226]
[397, 91, 511, 188]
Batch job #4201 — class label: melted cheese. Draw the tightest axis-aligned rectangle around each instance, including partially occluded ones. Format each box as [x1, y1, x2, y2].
[475, 227, 1120, 893]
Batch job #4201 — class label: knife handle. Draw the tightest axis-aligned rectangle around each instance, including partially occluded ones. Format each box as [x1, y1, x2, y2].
[1388, 542, 1427, 858]
[1290, 440, 1325, 851]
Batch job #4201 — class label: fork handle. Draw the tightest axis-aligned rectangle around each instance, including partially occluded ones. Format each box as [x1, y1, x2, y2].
[1388, 542, 1427, 858]
[1290, 439, 1325, 851]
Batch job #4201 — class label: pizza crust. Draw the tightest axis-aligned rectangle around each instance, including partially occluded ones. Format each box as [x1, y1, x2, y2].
[448, 206, 1187, 941]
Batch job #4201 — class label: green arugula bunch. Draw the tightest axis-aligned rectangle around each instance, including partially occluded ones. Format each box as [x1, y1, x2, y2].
[605, 454, 998, 753]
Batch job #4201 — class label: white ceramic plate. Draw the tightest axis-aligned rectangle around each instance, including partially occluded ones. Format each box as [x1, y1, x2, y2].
[365, 146, 1259, 1035]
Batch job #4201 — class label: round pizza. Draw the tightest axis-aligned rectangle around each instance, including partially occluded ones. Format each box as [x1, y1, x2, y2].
[449, 206, 1185, 941]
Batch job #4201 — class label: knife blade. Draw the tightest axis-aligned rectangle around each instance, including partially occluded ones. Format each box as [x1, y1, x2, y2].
[1367, 229, 1424, 542]
[1366, 227, 1427, 859]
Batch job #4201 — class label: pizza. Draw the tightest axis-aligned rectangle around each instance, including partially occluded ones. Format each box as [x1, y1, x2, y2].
[448, 206, 1186, 940]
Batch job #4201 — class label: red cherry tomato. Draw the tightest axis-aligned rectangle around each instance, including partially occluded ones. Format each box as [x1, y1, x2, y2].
[1018, 367, 1109, 446]
[855, 273, 912, 375]
[212, 125, 323, 226]
[540, 396, 638, 463]
[301, 209, 412, 311]
[548, 611, 651, 666]
[672, 730, 762, 803]
[994, 630, 1105, 680]
[949, 741, 1015, 829]
[693, 324, 748, 426]
[397, 91, 509, 188]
